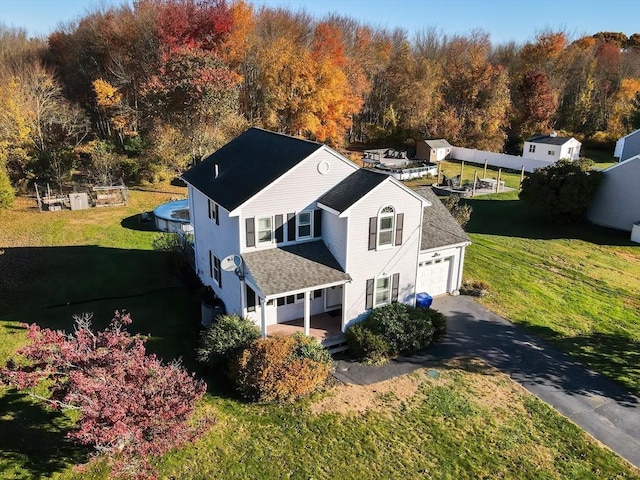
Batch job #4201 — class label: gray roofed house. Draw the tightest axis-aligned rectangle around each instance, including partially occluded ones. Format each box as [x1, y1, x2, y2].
[523, 132, 581, 163]
[181, 128, 471, 346]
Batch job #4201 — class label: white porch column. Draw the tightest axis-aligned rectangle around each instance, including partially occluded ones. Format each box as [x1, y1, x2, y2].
[303, 290, 311, 336]
[261, 297, 268, 338]
[340, 284, 347, 332]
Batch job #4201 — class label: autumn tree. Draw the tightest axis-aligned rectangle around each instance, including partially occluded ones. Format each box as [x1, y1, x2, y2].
[439, 31, 510, 150]
[513, 70, 558, 138]
[1, 312, 209, 478]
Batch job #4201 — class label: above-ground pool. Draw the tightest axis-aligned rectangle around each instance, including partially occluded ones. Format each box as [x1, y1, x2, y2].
[153, 199, 191, 233]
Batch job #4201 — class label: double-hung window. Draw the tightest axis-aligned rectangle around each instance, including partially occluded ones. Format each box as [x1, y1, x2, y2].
[529, 144, 536, 153]
[208, 199, 219, 224]
[297, 211, 312, 239]
[257, 217, 272, 244]
[375, 276, 391, 306]
[378, 206, 395, 247]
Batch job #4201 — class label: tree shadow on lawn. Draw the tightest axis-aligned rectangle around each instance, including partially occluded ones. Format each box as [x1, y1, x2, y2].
[463, 198, 635, 246]
[120, 213, 158, 232]
[0, 389, 89, 478]
[0, 245, 204, 365]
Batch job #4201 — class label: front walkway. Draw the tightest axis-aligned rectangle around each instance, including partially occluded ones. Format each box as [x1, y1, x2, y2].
[333, 295, 640, 469]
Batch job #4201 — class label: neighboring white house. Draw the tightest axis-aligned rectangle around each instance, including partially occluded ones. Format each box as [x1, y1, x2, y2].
[523, 133, 581, 162]
[587, 154, 640, 234]
[182, 128, 470, 342]
[614, 128, 640, 162]
[415, 139, 453, 162]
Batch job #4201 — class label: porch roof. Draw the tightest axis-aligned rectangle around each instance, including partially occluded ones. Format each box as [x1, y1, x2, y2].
[242, 240, 351, 297]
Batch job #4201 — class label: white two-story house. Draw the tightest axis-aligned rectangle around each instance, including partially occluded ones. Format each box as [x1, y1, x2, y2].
[182, 128, 470, 342]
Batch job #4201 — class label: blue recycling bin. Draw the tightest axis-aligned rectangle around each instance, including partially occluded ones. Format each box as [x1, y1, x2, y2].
[416, 292, 433, 308]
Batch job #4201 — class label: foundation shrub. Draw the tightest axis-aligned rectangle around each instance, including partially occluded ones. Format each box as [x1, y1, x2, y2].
[231, 333, 332, 403]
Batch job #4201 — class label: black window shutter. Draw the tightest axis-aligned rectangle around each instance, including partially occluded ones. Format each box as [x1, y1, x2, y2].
[207, 199, 212, 219]
[313, 210, 322, 238]
[365, 278, 374, 309]
[274, 214, 284, 243]
[215, 256, 222, 287]
[214, 203, 219, 225]
[246, 284, 256, 311]
[246, 218, 255, 247]
[391, 273, 400, 302]
[368, 217, 377, 250]
[395, 213, 404, 245]
[208, 251, 213, 278]
[287, 213, 296, 241]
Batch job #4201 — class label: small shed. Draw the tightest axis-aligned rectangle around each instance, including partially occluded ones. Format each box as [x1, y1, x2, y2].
[416, 139, 452, 162]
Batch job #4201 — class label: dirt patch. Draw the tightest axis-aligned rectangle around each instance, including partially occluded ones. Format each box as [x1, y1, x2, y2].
[311, 369, 447, 415]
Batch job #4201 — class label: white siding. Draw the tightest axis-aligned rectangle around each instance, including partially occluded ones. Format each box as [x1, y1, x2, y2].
[246, 291, 326, 326]
[342, 180, 424, 328]
[587, 156, 640, 231]
[190, 186, 243, 315]
[523, 138, 581, 162]
[239, 148, 357, 252]
[322, 211, 348, 269]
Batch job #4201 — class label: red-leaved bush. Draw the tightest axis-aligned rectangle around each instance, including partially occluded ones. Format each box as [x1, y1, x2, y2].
[1, 312, 210, 478]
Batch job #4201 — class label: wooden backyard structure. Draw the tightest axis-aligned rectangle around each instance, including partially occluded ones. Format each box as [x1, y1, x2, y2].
[35, 181, 129, 212]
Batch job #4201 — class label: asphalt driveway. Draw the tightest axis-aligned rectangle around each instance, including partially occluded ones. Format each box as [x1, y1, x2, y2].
[333, 295, 640, 469]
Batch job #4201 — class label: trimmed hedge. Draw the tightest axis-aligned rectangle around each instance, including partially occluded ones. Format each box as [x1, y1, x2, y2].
[347, 303, 446, 364]
[230, 333, 332, 403]
[345, 323, 390, 365]
[196, 314, 261, 369]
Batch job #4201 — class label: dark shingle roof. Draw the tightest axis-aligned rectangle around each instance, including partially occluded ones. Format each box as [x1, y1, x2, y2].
[242, 241, 351, 297]
[317, 169, 388, 214]
[526, 134, 574, 146]
[181, 128, 323, 211]
[414, 187, 471, 250]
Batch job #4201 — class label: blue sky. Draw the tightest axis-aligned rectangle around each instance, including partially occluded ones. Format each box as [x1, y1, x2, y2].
[1, 0, 638, 45]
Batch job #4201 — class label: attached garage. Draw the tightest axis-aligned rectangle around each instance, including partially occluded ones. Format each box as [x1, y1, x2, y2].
[414, 186, 472, 299]
[417, 257, 452, 296]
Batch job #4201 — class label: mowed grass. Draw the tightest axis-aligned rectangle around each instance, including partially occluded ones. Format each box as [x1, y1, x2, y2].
[0, 186, 638, 478]
[461, 190, 640, 393]
[50, 362, 640, 479]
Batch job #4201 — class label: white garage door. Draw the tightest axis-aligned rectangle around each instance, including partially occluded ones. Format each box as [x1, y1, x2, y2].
[417, 257, 452, 296]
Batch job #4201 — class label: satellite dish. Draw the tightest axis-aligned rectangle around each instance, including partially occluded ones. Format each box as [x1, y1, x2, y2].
[221, 254, 243, 272]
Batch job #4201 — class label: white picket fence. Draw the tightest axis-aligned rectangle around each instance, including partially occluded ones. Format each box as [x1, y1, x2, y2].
[451, 146, 554, 173]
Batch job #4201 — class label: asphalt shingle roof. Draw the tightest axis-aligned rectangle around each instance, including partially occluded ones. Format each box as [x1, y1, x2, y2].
[414, 187, 471, 250]
[181, 128, 323, 211]
[526, 134, 574, 146]
[242, 241, 351, 297]
[424, 139, 452, 149]
[317, 169, 388, 214]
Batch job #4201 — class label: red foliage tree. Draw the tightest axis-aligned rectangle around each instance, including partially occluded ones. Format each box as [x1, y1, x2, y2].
[1, 312, 210, 478]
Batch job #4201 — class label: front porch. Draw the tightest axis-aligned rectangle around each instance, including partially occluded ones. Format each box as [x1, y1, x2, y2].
[267, 311, 346, 350]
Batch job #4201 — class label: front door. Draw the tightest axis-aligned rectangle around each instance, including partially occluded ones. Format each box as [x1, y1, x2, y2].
[325, 285, 343, 310]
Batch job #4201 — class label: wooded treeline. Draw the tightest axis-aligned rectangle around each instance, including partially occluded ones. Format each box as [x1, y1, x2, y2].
[1, 0, 639, 206]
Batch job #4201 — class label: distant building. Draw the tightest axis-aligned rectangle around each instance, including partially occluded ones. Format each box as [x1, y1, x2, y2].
[522, 132, 581, 162]
[415, 139, 453, 162]
[614, 128, 640, 162]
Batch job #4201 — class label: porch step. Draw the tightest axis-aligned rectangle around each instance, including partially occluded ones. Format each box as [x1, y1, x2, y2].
[322, 334, 348, 354]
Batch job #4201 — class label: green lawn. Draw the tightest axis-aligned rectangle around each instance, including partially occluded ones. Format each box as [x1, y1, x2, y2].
[0, 188, 638, 479]
[461, 190, 640, 393]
